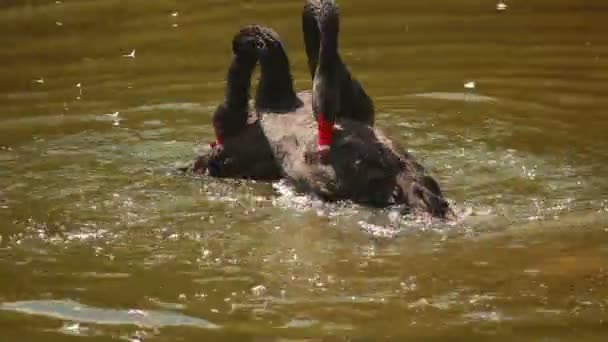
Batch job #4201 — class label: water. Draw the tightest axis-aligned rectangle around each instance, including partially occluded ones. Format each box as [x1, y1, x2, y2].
[2, 0, 608, 340]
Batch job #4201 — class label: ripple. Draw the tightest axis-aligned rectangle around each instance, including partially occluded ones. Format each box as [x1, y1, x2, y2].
[410, 92, 499, 102]
[125, 102, 208, 113]
[0, 300, 219, 329]
[77, 272, 131, 279]
[462, 310, 507, 322]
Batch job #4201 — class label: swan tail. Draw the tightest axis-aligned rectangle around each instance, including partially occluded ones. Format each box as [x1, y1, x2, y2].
[396, 173, 451, 219]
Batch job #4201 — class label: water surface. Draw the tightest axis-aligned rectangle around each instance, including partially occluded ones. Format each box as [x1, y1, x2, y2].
[2, 0, 608, 340]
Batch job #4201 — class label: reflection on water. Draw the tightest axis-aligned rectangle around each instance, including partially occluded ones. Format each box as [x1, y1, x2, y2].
[0, 299, 219, 329]
[2, 0, 608, 340]
[409, 92, 498, 102]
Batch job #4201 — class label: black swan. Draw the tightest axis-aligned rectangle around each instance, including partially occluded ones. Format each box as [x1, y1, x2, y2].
[186, 9, 450, 218]
[303, 0, 375, 161]
[303, 0, 374, 124]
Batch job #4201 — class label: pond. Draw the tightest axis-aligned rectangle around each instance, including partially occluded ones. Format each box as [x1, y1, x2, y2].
[1, 0, 608, 340]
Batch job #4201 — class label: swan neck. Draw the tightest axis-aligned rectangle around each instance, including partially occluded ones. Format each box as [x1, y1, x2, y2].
[225, 55, 255, 113]
[256, 44, 300, 111]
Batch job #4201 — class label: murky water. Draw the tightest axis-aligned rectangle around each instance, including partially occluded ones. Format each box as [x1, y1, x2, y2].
[2, 0, 608, 340]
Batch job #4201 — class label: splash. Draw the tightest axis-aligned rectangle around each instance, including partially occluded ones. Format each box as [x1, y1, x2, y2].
[271, 179, 466, 237]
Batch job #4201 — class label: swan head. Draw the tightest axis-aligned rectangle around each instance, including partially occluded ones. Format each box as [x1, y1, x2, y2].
[232, 26, 265, 60]
[233, 25, 288, 60]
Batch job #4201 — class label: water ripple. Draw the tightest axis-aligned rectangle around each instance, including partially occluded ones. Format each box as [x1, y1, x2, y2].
[0, 300, 219, 329]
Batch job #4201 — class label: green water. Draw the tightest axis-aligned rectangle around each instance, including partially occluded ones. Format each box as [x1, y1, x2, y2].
[2, 0, 608, 340]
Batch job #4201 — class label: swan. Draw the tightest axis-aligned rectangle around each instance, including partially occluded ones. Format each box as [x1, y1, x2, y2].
[186, 22, 451, 218]
[302, 0, 374, 161]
